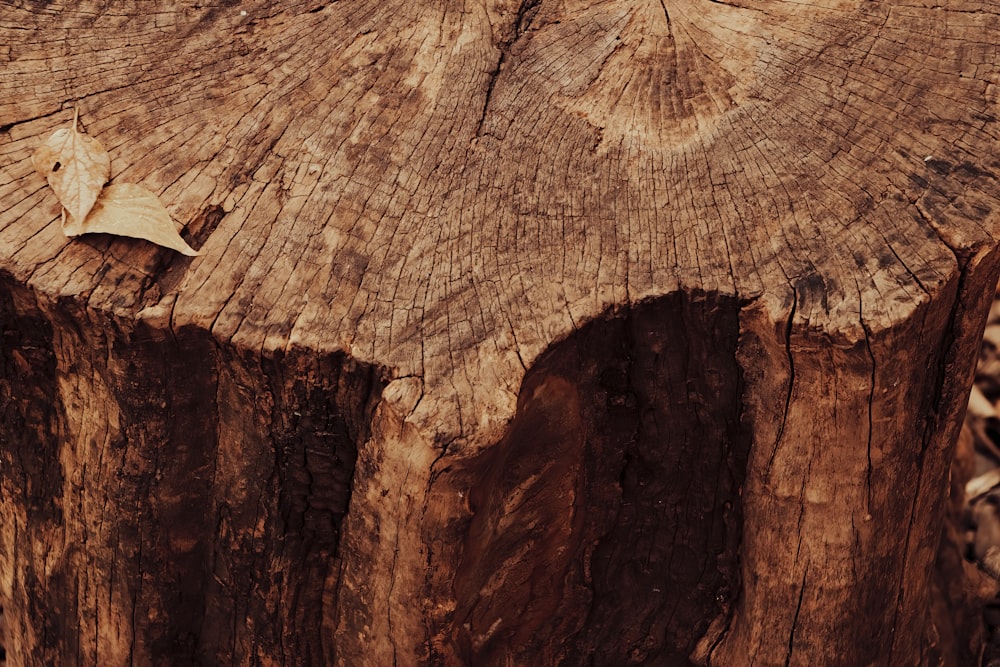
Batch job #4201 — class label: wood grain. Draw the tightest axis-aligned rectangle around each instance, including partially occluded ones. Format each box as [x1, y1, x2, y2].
[1, 0, 1000, 664]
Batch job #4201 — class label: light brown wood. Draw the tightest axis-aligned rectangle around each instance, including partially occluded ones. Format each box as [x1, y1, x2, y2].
[1, 1, 999, 665]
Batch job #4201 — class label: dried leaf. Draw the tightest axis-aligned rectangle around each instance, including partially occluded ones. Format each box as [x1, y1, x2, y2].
[31, 109, 110, 224]
[71, 183, 199, 256]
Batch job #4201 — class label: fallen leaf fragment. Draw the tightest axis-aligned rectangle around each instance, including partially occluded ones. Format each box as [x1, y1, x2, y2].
[70, 183, 199, 256]
[31, 109, 110, 225]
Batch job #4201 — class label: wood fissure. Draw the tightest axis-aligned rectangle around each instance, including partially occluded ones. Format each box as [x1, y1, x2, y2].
[782, 568, 807, 667]
[768, 288, 796, 474]
[859, 292, 876, 515]
[475, 0, 543, 138]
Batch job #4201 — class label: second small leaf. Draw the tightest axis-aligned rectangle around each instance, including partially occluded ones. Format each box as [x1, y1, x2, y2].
[73, 183, 199, 256]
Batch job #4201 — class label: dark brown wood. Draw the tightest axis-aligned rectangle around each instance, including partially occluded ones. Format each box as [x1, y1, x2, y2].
[1, 1, 1000, 665]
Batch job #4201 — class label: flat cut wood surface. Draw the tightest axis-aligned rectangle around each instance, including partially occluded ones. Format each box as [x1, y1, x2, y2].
[2, 1, 1000, 665]
[0, 1, 993, 395]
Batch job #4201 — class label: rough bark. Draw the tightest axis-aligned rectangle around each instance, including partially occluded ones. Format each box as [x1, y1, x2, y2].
[1, 1, 1000, 665]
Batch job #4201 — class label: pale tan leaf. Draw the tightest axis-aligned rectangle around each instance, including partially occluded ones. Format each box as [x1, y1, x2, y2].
[72, 183, 199, 256]
[31, 109, 111, 224]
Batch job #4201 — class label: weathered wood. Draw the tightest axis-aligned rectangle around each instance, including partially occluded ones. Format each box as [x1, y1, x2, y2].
[1, 1, 1000, 665]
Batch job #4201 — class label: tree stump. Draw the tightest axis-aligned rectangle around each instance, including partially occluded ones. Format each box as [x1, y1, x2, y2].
[1, 1, 1000, 665]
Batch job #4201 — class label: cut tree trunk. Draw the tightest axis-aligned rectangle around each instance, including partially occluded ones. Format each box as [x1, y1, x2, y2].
[1, 1, 1000, 665]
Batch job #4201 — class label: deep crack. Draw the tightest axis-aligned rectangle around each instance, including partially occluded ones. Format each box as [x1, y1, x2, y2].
[474, 0, 542, 137]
